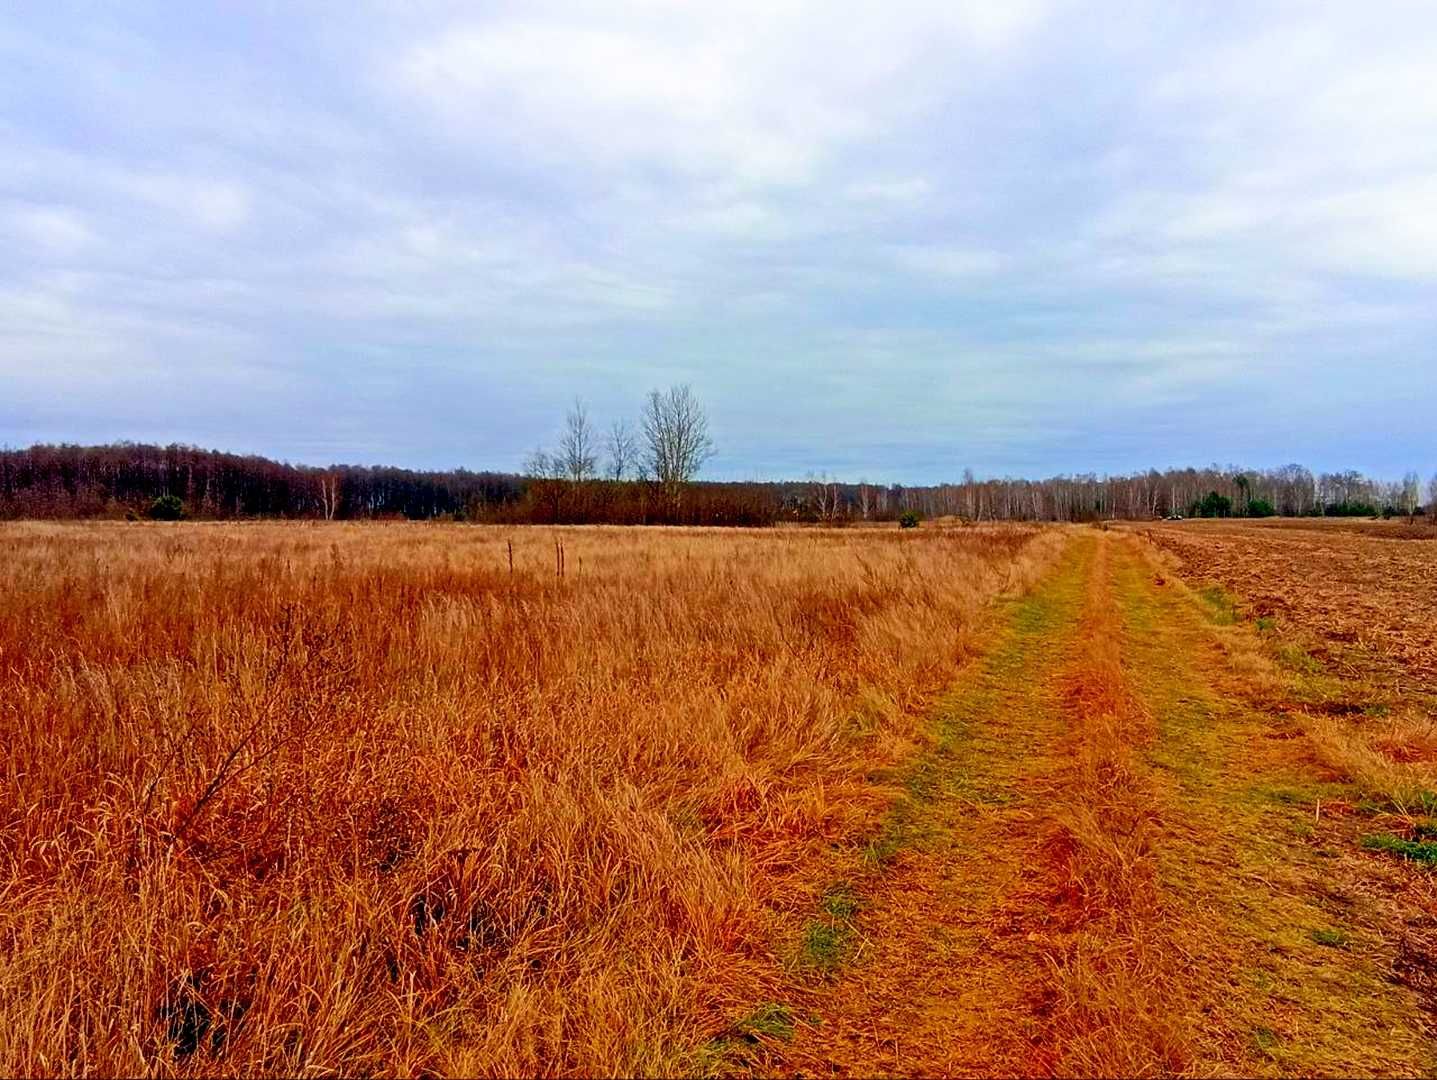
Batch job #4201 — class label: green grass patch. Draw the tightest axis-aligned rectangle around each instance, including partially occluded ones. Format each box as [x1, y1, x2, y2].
[1360, 833, 1437, 865]
[733, 1003, 795, 1043]
[797, 881, 862, 972]
[1275, 642, 1324, 674]
[1310, 928, 1349, 948]
[800, 920, 850, 971]
[1252, 1025, 1282, 1057]
[1198, 584, 1240, 625]
[862, 832, 902, 867]
[820, 883, 860, 921]
[688, 1004, 797, 1075]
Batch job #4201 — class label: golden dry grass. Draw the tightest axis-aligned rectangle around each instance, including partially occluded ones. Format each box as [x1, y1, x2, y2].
[1139, 523, 1437, 812]
[1043, 536, 1188, 1078]
[0, 520, 1063, 1077]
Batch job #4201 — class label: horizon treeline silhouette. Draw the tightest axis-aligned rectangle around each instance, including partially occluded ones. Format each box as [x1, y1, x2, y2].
[3, 442, 1431, 524]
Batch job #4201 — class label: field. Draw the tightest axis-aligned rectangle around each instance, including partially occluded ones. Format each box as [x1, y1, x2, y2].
[0, 521, 1061, 1076]
[3, 519, 1437, 1077]
[1144, 518, 1437, 692]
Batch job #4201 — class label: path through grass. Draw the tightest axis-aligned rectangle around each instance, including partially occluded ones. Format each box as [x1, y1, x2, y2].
[753, 532, 1436, 1077]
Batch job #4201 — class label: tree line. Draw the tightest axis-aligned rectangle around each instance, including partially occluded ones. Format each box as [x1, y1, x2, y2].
[3, 388, 1434, 525]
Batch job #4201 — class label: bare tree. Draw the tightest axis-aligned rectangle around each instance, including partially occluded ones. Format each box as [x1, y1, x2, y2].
[523, 447, 559, 479]
[1428, 472, 1437, 520]
[605, 419, 639, 481]
[1401, 471, 1421, 520]
[809, 472, 842, 521]
[558, 398, 597, 482]
[641, 384, 714, 503]
[317, 471, 340, 520]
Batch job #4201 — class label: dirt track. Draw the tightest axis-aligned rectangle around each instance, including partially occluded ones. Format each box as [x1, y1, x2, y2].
[748, 532, 1436, 1077]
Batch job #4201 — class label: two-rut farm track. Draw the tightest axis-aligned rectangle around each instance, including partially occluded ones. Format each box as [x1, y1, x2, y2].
[744, 530, 1436, 1078]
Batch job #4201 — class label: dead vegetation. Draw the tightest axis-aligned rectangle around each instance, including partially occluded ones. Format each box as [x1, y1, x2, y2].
[1144, 520, 1437, 693]
[1042, 538, 1188, 1078]
[1139, 521, 1437, 817]
[0, 520, 1062, 1077]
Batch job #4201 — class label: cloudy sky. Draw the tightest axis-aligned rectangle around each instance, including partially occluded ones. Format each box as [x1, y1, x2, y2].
[3, 1, 1435, 482]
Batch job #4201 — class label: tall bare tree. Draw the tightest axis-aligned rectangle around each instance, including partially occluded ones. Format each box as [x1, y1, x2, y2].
[317, 471, 340, 520]
[809, 472, 842, 521]
[1401, 471, 1421, 520]
[558, 398, 597, 482]
[605, 419, 639, 481]
[1428, 472, 1437, 520]
[641, 384, 714, 503]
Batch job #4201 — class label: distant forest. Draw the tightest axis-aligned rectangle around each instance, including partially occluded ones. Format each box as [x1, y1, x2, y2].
[3, 442, 1433, 525]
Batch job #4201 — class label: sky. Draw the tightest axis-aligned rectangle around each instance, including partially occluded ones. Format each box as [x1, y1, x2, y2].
[2, 1, 1435, 483]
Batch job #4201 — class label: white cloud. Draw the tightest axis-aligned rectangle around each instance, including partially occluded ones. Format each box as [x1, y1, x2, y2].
[846, 177, 933, 204]
[7, 205, 94, 256]
[391, 2, 1053, 189]
[121, 175, 252, 232]
[888, 244, 1004, 278]
[188, 182, 252, 231]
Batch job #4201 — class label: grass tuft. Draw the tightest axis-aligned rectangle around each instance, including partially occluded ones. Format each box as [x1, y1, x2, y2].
[1359, 833, 1437, 865]
[733, 1003, 795, 1043]
[1310, 928, 1349, 948]
[820, 883, 860, 921]
[800, 921, 850, 970]
[1198, 584, 1240, 625]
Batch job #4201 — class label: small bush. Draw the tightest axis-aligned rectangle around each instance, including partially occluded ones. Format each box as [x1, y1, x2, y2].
[148, 495, 185, 521]
[899, 511, 921, 529]
[1246, 498, 1276, 518]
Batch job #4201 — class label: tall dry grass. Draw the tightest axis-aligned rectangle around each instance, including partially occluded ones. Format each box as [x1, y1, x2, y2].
[0, 520, 1062, 1077]
[1045, 537, 1189, 1077]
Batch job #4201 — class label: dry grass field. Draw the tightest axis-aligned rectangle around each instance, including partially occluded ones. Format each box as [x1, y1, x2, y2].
[0, 521, 1062, 1077]
[6, 518, 1437, 1078]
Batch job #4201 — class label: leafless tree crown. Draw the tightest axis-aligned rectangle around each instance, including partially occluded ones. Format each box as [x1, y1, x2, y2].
[641, 384, 714, 494]
[1401, 471, 1421, 517]
[523, 447, 558, 479]
[558, 398, 598, 482]
[606, 419, 640, 481]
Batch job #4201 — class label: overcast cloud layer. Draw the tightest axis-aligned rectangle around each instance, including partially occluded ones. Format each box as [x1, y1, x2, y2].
[3, 1, 1435, 481]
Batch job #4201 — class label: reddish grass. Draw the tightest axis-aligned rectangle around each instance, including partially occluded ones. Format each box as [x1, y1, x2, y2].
[0, 520, 1062, 1076]
[1042, 536, 1188, 1078]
